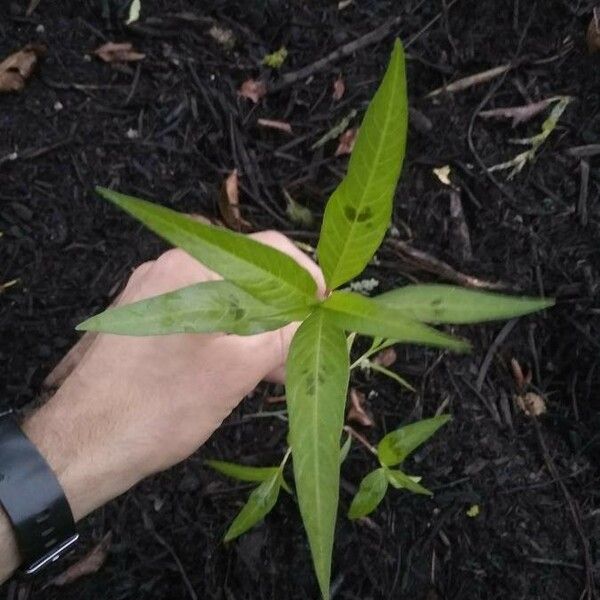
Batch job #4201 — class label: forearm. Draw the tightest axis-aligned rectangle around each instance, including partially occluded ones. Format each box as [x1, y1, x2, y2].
[0, 506, 20, 584]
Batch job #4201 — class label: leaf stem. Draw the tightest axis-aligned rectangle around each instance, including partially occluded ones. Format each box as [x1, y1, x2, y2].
[343, 425, 377, 455]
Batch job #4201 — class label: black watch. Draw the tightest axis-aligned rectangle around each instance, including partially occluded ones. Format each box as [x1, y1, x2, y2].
[0, 410, 79, 576]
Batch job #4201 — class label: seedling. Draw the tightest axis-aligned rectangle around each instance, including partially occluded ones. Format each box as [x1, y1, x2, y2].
[80, 40, 553, 599]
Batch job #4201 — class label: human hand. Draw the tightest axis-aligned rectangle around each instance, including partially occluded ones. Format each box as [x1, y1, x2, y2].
[22, 231, 324, 522]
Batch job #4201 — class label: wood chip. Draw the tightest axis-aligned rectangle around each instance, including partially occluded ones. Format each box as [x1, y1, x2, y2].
[50, 533, 112, 586]
[347, 388, 374, 427]
[257, 118, 292, 134]
[238, 78, 267, 103]
[335, 128, 358, 156]
[427, 64, 511, 98]
[0, 44, 46, 93]
[218, 169, 251, 232]
[332, 75, 345, 101]
[93, 42, 145, 63]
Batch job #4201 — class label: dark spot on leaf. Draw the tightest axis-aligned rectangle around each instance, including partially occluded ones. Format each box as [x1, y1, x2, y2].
[344, 206, 356, 221]
[431, 298, 443, 306]
[356, 207, 372, 222]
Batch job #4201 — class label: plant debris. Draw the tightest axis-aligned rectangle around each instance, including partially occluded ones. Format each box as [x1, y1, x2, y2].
[238, 78, 267, 103]
[332, 75, 345, 101]
[283, 189, 313, 227]
[479, 97, 563, 127]
[373, 347, 397, 368]
[0, 44, 46, 93]
[311, 109, 357, 150]
[347, 388, 374, 427]
[335, 128, 358, 156]
[209, 24, 236, 50]
[427, 64, 511, 98]
[515, 392, 547, 417]
[93, 42, 145, 63]
[218, 169, 251, 232]
[262, 47, 288, 69]
[257, 118, 292, 134]
[586, 8, 600, 53]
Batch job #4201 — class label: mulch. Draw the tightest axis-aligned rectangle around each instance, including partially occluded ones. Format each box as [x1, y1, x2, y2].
[1, 1, 599, 599]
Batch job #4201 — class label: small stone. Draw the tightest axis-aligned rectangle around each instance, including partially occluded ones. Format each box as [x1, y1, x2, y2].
[54, 101, 63, 111]
[126, 128, 139, 139]
[35, 24, 45, 34]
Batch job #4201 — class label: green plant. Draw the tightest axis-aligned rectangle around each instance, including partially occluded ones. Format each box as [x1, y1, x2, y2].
[79, 40, 552, 599]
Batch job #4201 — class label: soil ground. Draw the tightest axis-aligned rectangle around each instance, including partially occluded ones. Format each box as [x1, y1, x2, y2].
[1, 1, 599, 599]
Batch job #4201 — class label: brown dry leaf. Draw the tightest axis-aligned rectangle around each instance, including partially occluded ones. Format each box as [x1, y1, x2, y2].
[510, 358, 531, 392]
[238, 78, 267, 103]
[515, 392, 546, 417]
[587, 10, 600, 53]
[332, 75, 345, 101]
[335, 128, 358, 156]
[347, 388, 374, 427]
[0, 44, 46, 93]
[51, 532, 112, 586]
[373, 347, 397, 368]
[93, 42, 145, 64]
[218, 169, 251, 232]
[479, 98, 560, 127]
[257, 118, 292, 134]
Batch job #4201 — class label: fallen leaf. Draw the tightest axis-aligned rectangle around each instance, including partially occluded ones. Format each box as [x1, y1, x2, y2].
[257, 118, 292, 134]
[219, 169, 251, 232]
[332, 75, 345, 101]
[283, 189, 313, 227]
[209, 24, 235, 50]
[427, 64, 511, 98]
[238, 79, 267, 104]
[51, 532, 112, 586]
[433, 165, 452, 186]
[347, 388, 374, 427]
[373, 347, 397, 368]
[262, 47, 288, 69]
[0, 44, 46, 93]
[515, 392, 546, 417]
[479, 97, 561, 127]
[335, 128, 358, 156]
[126, 0, 141, 24]
[466, 504, 480, 517]
[510, 358, 531, 393]
[93, 42, 145, 63]
[587, 9, 600, 53]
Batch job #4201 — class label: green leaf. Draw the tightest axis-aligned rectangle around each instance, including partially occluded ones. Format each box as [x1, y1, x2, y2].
[322, 291, 470, 352]
[317, 39, 408, 289]
[386, 469, 432, 496]
[262, 46, 288, 69]
[286, 309, 350, 600]
[224, 471, 282, 542]
[95, 187, 317, 311]
[377, 415, 451, 467]
[206, 460, 281, 484]
[77, 281, 308, 336]
[348, 468, 388, 519]
[375, 284, 554, 324]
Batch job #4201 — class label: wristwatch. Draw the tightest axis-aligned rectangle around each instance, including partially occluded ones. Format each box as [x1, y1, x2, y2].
[0, 409, 79, 576]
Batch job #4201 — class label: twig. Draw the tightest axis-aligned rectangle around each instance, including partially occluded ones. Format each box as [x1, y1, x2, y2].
[405, 0, 461, 49]
[343, 425, 377, 455]
[475, 318, 519, 391]
[386, 239, 507, 290]
[269, 17, 402, 92]
[578, 159, 589, 227]
[531, 417, 598, 599]
[427, 63, 512, 98]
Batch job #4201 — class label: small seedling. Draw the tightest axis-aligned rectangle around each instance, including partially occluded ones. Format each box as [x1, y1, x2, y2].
[80, 40, 553, 599]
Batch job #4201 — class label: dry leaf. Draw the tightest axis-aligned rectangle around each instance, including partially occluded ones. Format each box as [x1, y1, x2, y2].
[257, 118, 292, 134]
[238, 78, 267, 104]
[218, 169, 251, 232]
[332, 75, 345, 101]
[0, 44, 46, 93]
[347, 388, 374, 427]
[515, 392, 546, 417]
[433, 165, 452, 186]
[510, 358, 532, 393]
[335, 128, 358, 156]
[479, 98, 561, 127]
[373, 347, 397, 368]
[209, 24, 235, 50]
[93, 42, 145, 63]
[587, 9, 600, 53]
[51, 532, 112, 586]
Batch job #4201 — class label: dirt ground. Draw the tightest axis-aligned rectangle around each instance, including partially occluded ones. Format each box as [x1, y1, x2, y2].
[1, 1, 599, 599]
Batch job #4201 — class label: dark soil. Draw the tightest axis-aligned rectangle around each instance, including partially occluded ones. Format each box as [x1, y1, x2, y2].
[1, 1, 599, 599]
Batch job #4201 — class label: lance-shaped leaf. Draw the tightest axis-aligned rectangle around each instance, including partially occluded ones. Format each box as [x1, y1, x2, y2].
[377, 415, 451, 467]
[348, 468, 388, 519]
[386, 469, 432, 496]
[317, 39, 408, 289]
[224, 470, 283, 542]
[375, 284, 554, 324]
[208, 459, 292, 494]
[95, 187, 318, 310]
[322, 291, 470, 352]
[286, 309, 350, 600]
[77, 281, 308, 336]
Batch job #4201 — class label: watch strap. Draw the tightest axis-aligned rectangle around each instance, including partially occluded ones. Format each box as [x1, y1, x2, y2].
[0, 414, 78, 575]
